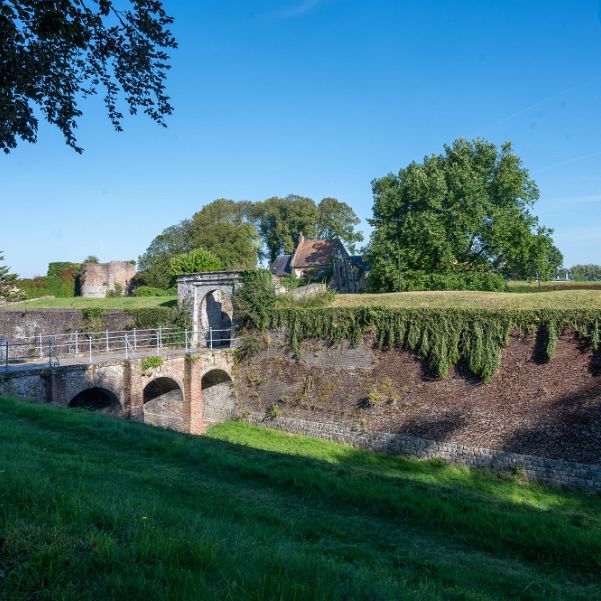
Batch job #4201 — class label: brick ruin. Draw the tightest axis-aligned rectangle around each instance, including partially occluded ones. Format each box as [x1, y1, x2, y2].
[81, 261, 136, 298]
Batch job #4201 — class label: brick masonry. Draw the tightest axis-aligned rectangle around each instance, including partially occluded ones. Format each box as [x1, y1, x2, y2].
[234, 332, 601, 493]
[81, 261, 136, 298]
[245, 413, 601, 493]
[0, 351, 234, 434]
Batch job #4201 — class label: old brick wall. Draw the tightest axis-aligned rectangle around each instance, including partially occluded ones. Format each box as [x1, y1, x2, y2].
[81, 261, 136, 298]
[0, 351, 234, 435]
[235, 332, 601, 476]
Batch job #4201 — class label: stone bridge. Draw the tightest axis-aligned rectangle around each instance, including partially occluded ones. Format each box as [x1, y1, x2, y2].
[0, 350, 236, 434]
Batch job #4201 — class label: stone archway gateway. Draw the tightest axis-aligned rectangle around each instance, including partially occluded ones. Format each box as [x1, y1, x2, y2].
[176, 271, 243, 347]
[199, 289, 233, 348]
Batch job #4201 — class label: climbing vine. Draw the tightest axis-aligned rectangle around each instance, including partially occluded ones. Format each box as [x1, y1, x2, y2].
[265, 307, 601, 382]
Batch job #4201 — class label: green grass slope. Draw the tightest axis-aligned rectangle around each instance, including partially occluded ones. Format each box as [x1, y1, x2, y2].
[0, 296, 177, 309]
[0, 396, 600, 600]
[331, 289, 601, 309]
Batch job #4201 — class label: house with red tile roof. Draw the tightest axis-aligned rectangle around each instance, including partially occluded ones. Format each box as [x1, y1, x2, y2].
[269, 234, 367, 292]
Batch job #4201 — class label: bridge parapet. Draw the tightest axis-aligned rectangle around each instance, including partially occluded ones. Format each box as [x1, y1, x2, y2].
[0, 326, 236, 371]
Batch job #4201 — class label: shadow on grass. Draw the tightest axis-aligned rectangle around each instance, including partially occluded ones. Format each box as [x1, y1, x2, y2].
[1, 395, 600, 580]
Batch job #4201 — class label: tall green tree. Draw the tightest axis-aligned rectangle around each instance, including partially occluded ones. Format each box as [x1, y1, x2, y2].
[188, 199, 261, 270]
[366, 138, 560, 291]
[137, 223, 191, 290]
[0, 251, 19, 300]
[252, 195, 318, 263]
[1, 1, 176, 153]
[571, 264, 601, 281]
[316, 197, 363, 253]
[252, 195, 363, 263]
[522, 229, 563, 282]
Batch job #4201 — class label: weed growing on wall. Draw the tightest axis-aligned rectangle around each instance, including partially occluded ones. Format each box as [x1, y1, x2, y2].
[81, 307, 106, 332]
[141, 356, 164, 373]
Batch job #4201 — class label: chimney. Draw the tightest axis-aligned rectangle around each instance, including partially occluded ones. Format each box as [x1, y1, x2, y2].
[299, 232, 305, 244]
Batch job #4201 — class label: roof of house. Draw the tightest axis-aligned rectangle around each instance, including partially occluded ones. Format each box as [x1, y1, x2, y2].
[269, 254, 292, 277]
[290, 238, 347, 268]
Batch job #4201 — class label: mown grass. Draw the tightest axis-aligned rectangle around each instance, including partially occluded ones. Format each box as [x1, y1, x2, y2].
[0, 396, 600, 600]
[331, 289, 601, 309]
[0, 296, 177, 310]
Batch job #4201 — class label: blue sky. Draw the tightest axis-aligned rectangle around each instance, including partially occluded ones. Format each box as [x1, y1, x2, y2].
[2, 0, 601, 277]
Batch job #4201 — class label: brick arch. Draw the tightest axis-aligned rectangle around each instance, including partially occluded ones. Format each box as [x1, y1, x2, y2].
[144, 372, 185, 396]
[143, 376, 185, 432]
[68, 386, 122, 415]
[201, 368, 235, 425]
[64, 380, 122, 409]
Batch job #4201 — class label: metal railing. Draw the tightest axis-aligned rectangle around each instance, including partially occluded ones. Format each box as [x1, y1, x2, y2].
[203, 327, 235, 349]
[0, 326, 236, 369]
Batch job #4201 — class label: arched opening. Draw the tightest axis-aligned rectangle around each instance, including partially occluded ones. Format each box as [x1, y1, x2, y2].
[69, 387, 121, 415]
[201, 369, 235, 424]
[200, 289, 233, 348]
[143, 377, 184, 431]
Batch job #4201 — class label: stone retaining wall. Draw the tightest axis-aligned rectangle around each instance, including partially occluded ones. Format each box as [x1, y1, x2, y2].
[0, 309, 132, 339]
[246, 413, 601, 493]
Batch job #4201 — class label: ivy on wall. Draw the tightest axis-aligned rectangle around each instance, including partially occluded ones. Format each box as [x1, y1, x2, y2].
[267, 308, 601, 382]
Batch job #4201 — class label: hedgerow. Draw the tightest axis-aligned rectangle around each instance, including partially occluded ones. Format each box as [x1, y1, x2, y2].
[265, 307, 601, 382]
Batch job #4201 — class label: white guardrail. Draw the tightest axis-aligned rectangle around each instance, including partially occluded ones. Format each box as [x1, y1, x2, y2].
[0, 327, 235, 369]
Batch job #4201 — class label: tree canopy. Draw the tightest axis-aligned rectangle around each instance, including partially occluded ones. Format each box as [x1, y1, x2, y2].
[0, 0, 176, 153]
[366, 138, 562, 291]
[0, 251, 20, 300]
[137, 195, 364, 289]
[137, 223, 191, 289]
[188, 200, 261, 270]
[252, 195, 364, 263]
[169, 247, 221, 277]
[252, 195, 318, 263]
[317, 197, 363, 253]
[570, 264, 601, 281]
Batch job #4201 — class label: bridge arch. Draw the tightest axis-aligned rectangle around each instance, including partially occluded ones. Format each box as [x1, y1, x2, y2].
[201, 368, 235, 425]
[143, 376, 185, 431]
[69, 387, 122, 415]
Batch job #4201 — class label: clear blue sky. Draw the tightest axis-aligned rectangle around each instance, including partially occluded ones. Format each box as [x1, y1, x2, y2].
[2, 0, 601, 277]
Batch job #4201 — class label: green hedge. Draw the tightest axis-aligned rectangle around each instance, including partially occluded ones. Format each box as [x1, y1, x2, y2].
[266, 307, 601, 382]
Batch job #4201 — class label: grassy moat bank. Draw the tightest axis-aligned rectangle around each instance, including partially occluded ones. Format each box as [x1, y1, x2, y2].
[0, 396, 599, 600]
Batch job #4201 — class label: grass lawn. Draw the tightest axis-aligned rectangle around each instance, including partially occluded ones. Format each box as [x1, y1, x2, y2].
[331, 289, 601, 309]
[0, 296, 177, 310]
[0, 396, 600, 600]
